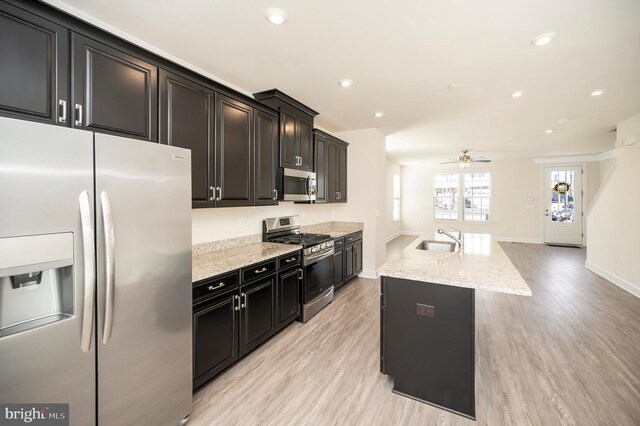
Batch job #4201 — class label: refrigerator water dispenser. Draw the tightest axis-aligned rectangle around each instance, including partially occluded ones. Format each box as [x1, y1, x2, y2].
[0, 233, 75, 338]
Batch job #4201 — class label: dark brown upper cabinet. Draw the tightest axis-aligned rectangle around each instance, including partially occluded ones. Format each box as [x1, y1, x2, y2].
[72, 33, 157, 142]
[0, 2, 68, 126]
[159, 69, 215, 208]
[215, 94, 253, 207]
[313, 130, 328, 203]
[254, 108, 279, 206]
[253, 89, 318, 172]
[316, 129, 348, 204]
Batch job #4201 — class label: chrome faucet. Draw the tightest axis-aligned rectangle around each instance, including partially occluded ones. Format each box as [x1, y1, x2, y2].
[437, 227, 463, 254]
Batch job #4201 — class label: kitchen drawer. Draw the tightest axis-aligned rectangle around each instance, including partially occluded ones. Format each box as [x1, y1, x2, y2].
[345, 231, 362, 244]
[333, 237, 345, 249]
[278, 251, 301, 269]
[242, 259, 277, 283]
[193, 272, 239, 304]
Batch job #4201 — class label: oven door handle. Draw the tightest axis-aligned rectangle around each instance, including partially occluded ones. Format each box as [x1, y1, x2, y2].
[304, 248, 335, 266]
[304, 176, 310, 197]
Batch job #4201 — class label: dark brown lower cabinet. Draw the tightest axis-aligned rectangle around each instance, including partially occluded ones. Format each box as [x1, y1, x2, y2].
[193, 290, 238, 389]
[239, 276, 276, 357]
[333, 248, 345, 290]
[277, 267, 301, 330]
[335, 232, 363, 290]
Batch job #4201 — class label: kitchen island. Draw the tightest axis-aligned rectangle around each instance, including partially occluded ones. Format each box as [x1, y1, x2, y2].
[378, 233, 531, 419]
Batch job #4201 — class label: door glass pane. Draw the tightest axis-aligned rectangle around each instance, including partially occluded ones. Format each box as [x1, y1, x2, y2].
[550, 170, 575, 223]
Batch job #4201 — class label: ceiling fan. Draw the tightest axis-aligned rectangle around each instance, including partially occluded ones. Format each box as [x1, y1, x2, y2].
[440, 150, 491, 168]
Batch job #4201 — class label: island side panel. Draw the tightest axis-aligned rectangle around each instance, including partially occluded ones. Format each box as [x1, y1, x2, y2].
[380, 276, 475, 419]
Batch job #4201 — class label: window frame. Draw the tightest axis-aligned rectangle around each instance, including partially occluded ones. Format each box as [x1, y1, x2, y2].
[392, 173, 401, 222]
[433, 172, 492, 223]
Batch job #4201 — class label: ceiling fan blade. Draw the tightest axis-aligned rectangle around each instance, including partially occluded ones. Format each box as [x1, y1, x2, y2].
[471, 159, 491, 162]
[439, 161, 458, 164]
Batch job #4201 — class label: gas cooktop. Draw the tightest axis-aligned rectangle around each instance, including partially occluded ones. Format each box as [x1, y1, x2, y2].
[269, 233, 332, 248]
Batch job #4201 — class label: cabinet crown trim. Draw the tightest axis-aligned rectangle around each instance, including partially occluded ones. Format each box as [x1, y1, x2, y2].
[253, 89, 319, 117]
[313, 129, 349, 146]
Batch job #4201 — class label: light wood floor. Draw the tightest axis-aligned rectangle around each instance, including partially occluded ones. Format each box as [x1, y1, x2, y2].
[190, 240, 640, 425]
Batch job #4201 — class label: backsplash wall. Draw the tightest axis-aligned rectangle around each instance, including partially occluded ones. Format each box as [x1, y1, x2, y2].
[191, 203, 342, 244]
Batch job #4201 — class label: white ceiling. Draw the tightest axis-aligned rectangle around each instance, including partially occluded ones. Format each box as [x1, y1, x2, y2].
[52, 0, 640, 164]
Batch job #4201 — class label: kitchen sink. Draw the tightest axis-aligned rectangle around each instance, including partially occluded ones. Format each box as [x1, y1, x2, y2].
[415, 240, 457, 252]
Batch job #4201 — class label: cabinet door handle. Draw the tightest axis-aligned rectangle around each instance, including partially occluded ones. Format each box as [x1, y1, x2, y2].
[241, 293, 247, 309]
[273, 189, 278, 200]
[208, 282, 225, 291]
[285, 257, 297, 263]
[75, 104, 83, 126]
[58, 99, 67, 123]
[234, 295, 240, 311]
[209, 186, 215, 201]
[215, 187, 222, 201]
[254, 267, 267, 274]
[298, 269, 303, 280]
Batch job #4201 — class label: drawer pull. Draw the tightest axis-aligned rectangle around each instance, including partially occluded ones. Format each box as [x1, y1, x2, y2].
[285, 257, 297, 263]
[254, 267, 268, 274]
[208, 282, 225, 291]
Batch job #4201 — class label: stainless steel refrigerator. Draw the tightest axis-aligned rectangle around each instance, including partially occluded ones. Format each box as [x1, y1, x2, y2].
[0, 117, 193, 425]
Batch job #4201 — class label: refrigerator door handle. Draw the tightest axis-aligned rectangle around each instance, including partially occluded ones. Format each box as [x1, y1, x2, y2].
[101, 191, 116, 345]
[79, 191, 95, 353]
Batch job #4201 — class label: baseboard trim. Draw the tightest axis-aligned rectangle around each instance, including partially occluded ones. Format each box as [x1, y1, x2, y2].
[358, 269, 379, 280]
[585, 260, 640, 298]
[385, 232, 401, 243]
[494, 236, 543, 244]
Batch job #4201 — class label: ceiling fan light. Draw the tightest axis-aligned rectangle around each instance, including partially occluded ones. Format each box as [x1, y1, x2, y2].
[458, 161, 471, 168]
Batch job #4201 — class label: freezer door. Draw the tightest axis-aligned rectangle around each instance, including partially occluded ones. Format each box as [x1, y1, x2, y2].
[94, 134, 192, 425]
[0, 118, 96, 425]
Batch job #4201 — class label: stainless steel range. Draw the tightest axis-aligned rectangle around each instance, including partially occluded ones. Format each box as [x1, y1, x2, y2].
[263, 216, 334, 322]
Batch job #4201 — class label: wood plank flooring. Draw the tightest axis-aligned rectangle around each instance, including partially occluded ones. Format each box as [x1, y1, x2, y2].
[190, 240, 640, 425]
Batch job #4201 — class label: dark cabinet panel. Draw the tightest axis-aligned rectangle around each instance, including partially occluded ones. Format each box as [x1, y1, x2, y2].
[345, 244, 354, 281]
[298, 115, 313, 171]
[72, 33, 157, 141]
[327, 141, 338, 203]
[215, 94, 253, 207]
[193, 291, 238, 389]
[159, 69, 214, 207]
[277, 267, 301, 330]
[354, 240, 362, 274]
[239, 277, 276, 356]
[313, 132, 327, 203]
[0, 3, 68, 125]
[337, 144, 348, 202]
[333, 249, 345, 290]
[254, 108, 278, 205]
[280, 108, 298, 169]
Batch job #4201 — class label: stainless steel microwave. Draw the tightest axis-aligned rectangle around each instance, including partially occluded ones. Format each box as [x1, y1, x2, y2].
[278, 168, 317, 202]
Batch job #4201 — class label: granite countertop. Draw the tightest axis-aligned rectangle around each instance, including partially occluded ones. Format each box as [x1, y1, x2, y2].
[378, 233, 531, 296]
[192, 242, 301, 283]
[302, 221, 364, 239]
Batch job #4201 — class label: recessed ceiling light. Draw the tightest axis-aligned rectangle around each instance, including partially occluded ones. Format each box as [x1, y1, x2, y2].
[338, 79, 353, 88]
[447, 83, 462, 91]
[511, 91, 524, 98]
[265, 8, 288, 25]
[545, 129, 554, 134]
[590, 89, 604, 96]
[531, 32, 556, 47]
[373, 112, 384, 118]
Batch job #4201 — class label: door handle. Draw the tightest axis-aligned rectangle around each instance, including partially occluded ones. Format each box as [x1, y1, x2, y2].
[101, 191, 115, 345]
[298, 269, 303, 280]
[234, 295, 240, 311]
[58, 99, 67, 124]
[216, 186, 222, 201]
[273, 189, 278, 200]
[75, 104, 83, 126]
[241, 293, 247, 309]
[79, 191, 95, 353]
[209, 186, 215, 201]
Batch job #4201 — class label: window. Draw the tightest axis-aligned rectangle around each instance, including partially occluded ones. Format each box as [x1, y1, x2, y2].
[434, 174, 459, 220]
[393, 173, 401, 221]
[434, 173, 491, 222]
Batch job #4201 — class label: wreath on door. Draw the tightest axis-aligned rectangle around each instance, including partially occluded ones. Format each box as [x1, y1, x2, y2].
[553, 181, 571, 194]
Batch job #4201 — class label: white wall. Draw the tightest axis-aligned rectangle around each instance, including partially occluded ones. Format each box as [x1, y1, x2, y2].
[401, 159, 542, 242]
[385, 161, 402, 241]
[333, 128, 387, 277]
[586, 112, 640, 297]
[192, 204, 340, 244]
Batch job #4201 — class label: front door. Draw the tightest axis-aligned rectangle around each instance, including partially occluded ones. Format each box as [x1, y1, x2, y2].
[543, 165, 583, 246]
